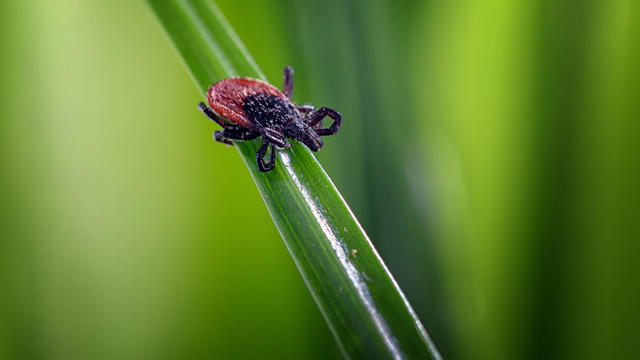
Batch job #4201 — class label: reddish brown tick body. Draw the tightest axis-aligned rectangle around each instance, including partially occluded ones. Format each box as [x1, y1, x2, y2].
[198, 66, 342, 172]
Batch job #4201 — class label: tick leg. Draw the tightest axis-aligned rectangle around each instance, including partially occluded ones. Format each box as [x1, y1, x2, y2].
[213, 131, 233, 145]
[305, 107, 342, 136]
[199, 102, 236, 129]
[256, 140, 276, 172]
[283, 65, 294, 99]
[263, 128, 290, 148]
[297, 104, 314, 114]
[214, 128, 260, 146]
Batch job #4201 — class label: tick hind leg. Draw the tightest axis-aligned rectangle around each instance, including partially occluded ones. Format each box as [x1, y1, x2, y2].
[198, 102, 234, 129]
[214, 128, 260, 146]
[283, 66, 294, 99]
[256, 139, 277, 172]
[305, 107, 342, 136]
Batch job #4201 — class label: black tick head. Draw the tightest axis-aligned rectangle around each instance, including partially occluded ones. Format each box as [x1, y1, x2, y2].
[284, 122, 324, 152]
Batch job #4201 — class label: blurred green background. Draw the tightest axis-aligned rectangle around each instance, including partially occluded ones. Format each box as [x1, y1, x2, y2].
[1, 0, 638, 359]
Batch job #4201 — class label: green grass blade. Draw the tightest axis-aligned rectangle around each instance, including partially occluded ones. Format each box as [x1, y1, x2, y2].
[147, 1, 441, 358]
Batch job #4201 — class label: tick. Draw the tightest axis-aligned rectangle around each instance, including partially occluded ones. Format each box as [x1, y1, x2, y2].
[198, 66, 342, 172]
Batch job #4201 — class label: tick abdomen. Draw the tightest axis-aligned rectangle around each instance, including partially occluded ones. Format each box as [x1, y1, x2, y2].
[243, 93, 300, 129]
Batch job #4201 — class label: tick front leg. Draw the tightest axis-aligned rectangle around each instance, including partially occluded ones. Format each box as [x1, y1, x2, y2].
[256, 139, 276, 172]
[214, 128, 260, 146]
[263, 128, 290, 148]
[283, 65, 294, 99]
[199, 102, 235, 129]
[305, 107, 342, 136]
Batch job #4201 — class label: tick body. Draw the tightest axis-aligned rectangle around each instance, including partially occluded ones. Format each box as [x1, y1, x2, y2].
[198, 66, 342, 172]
